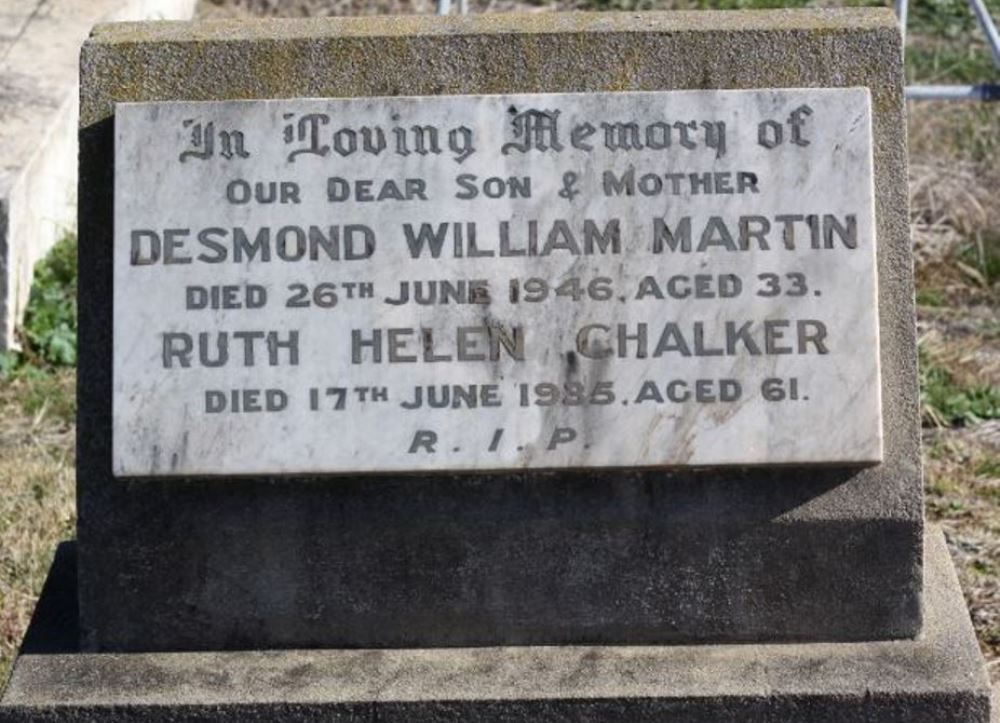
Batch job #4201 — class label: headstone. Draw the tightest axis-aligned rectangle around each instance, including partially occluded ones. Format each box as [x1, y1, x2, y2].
[0, 10, 992, 722]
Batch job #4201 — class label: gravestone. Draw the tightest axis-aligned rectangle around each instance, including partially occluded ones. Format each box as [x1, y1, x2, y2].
[0, 9, 992, 722]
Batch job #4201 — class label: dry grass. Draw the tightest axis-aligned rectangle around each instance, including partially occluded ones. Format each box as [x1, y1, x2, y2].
[910, 99, 1000, 684]
[910, 159, 995, 268]
[925, 422, 1000, 677]
[908, 102, 1000, 305]
[0, 371, 75, 688]
[919, 318, 999, 393]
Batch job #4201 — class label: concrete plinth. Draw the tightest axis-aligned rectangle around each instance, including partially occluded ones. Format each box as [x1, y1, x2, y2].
[0, 526, 990, 722]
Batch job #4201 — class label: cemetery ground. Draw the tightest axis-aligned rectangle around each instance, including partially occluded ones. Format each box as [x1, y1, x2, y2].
[0, 0, 998, 694]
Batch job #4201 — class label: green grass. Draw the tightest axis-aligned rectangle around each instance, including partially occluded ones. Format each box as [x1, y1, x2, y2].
[0, 232, 77, 381]
[8, 367, 76, 426]
[971, 558, 997, 576]
[916, 287, 947, 307]
[975, 456, 1000, 478]
[905, 0, 1000, 91]
[982, 626, 1000, 647]
[909, 0, 1000, 40]
[957, 233, 1000, 288]
[906, 42, 1000, 85]
[920, 346, 1000, 427]
[0, 234, 78, 426]
[20, 234, 77, 369]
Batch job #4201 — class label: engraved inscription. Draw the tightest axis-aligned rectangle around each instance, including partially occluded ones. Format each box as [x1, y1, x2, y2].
[113, 89, 882, 476]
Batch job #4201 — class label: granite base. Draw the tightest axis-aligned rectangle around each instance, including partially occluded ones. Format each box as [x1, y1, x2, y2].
[0, 526, 990, 722]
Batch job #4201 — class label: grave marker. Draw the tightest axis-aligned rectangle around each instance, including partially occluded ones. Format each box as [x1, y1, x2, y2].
[0, 10, 991, 722]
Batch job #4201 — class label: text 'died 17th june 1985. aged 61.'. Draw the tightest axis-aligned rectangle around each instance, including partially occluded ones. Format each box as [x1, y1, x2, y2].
[112, 88, 882, 476]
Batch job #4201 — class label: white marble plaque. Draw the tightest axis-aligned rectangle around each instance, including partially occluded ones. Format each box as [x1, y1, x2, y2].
[113, 89, 882, 476]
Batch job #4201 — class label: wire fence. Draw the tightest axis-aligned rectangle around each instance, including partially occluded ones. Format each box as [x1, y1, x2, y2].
[899, 0, 1000, 100]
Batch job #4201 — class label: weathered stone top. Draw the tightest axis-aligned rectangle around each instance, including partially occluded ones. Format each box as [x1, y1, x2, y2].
[89, 8, 897, 45]
[81, 10, 902, 126]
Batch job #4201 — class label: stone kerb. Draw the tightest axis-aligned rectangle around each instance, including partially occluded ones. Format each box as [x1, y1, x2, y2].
[0, 0, 196, 351]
